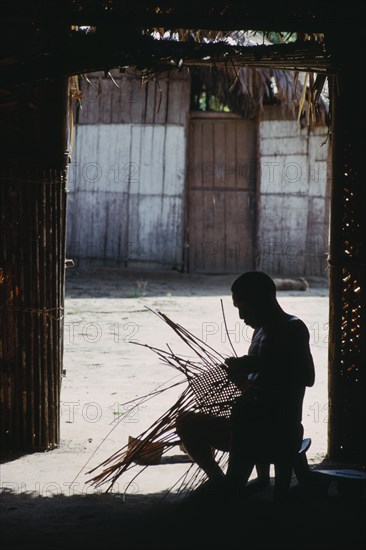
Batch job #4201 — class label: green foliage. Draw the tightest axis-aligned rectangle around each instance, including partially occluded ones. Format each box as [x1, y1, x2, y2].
[195, 91, 231, 112]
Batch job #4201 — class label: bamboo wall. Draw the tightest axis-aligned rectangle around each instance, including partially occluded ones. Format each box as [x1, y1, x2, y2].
[0, 79, 68, 451]
[328, 69, 366, 465]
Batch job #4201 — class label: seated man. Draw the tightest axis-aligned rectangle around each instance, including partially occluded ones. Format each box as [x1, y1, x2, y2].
[176, 271, 315, 495]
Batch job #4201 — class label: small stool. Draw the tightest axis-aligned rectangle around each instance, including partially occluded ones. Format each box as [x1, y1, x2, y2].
[272, 437, 312, 499]
[312, 467, 366, 499]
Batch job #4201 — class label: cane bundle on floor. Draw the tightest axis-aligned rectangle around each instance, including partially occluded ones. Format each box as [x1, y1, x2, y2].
[87, 305, 250, 494]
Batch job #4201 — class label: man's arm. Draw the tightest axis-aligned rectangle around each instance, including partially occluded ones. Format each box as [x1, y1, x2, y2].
[225, 355, 265, 386]
[225, 319, 315, 388]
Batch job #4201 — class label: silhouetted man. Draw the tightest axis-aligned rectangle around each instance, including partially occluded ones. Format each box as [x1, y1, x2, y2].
[176, 271, 315, 496]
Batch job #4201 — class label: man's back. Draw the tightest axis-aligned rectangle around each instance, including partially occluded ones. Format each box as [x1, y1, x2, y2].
[247, 314, 315, 425]
[248, 314, 315, 384]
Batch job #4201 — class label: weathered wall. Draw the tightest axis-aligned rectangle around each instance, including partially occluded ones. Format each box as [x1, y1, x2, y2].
[257, 107, 330, 277]
[68, 78, 330, 276]
[67, 69, 190, 268]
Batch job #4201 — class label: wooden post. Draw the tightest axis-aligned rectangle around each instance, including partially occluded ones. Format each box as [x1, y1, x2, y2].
[327, 44, 366, 465]
[0, 79, 68, 451]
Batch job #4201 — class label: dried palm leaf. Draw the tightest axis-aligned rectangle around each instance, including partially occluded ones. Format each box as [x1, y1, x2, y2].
[297, 72, 308, 122]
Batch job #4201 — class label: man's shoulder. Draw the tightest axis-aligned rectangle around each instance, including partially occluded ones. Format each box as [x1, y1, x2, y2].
[287, 315, 306, 325]
[285, 316, 309, 337]
[262, 315, 309, 339]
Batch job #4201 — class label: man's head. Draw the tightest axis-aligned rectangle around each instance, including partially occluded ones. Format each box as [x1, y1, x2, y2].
[231, 271, 277, 328]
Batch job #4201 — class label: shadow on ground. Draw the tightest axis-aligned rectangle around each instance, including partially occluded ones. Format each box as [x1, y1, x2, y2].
[1, 484, 364, 550]
[65, 267, 328, 299]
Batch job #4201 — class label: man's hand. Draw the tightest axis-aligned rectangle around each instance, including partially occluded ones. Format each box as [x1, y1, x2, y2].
[225, 356, 248, 387]
[225, 355, 262, 387]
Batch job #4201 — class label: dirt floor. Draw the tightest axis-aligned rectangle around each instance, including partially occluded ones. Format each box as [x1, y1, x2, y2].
[1, 268, 365, 549]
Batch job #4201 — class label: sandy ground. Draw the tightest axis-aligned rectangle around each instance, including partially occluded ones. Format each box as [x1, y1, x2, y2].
[2, 268, 364, 549]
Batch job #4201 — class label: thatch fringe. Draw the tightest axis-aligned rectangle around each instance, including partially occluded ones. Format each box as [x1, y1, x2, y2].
[191, 65, 328, 125]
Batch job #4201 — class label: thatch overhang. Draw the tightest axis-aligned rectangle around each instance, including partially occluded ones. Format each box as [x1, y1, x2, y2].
[189, 65, 328, 125]
[0, 31, 332, 88]
[2, 0, 360, 87]
[1, 1, 363, 33]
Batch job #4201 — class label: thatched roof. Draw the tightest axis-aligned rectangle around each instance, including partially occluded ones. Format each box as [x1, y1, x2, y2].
[141, 30, 328, 124]
[0, 2, 338, 130]
[2, 2, 362, 33]
[0, 15, 333, 88]
[190, 65, 328, 126]
[1, 0, 363, 89]
[72, 28, 328, 127]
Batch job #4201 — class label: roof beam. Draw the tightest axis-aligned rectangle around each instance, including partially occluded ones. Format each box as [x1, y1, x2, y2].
[0, 32, 333, 86]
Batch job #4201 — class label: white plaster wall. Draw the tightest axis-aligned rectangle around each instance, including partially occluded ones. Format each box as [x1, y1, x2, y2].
[66, 123, 186, 268]
[257, 120, 329, 277]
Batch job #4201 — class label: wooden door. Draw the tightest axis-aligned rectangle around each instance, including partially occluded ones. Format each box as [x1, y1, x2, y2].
[186, 114, 256, 273]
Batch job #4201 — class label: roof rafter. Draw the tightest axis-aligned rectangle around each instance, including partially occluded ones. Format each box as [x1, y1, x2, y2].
[0, 32, 333, 86]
